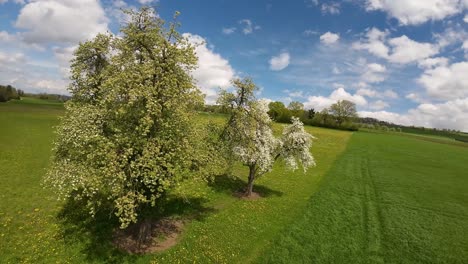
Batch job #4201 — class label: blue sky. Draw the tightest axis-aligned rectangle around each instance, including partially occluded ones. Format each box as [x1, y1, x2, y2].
[0, 0, 467, 131]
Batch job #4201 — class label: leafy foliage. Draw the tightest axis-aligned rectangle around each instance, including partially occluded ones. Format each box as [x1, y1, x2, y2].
[45, 8, 209, 228]
[0, 84, 22, 102]
[219, 78, 315, 196]
[328, 100, 358, 126]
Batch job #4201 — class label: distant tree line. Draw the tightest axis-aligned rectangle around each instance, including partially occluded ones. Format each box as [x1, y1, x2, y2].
[357, 117, 468, 142]
[0, 84, 71, 103]
[26, 93, 71, 102]
[202, 99, 359, 131]
[0, 85, 23, 102]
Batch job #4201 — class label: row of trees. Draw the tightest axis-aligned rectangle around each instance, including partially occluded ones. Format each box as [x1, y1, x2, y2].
[45, 7, 315, 244]
[267, 100, 359, 131]
[204, 99, 359, 131]
[0, 85, 23, 102]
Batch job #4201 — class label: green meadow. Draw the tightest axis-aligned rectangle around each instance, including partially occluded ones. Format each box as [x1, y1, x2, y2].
[1, 98, 467, 263]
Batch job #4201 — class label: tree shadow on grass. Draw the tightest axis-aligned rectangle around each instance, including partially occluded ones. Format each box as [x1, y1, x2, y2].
[209, 174, 284, 198]
[56, 196, 216, 263]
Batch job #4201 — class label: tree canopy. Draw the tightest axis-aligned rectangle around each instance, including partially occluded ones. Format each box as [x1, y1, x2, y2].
[328, 100, 358, 126]
[219, 78, 315, 196]
[45, 8, 208, 228]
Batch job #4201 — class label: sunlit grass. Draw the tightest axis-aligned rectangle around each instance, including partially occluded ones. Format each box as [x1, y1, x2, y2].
[257, 132, 468, 263]
[0, 98, 352, 263]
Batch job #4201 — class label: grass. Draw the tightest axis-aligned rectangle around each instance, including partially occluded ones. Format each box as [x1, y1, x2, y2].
[0, 98, 352, 263]
[2, 98, 467, 263]
[257, 131, 468, 263]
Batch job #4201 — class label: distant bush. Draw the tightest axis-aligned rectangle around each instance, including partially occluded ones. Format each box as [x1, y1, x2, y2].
[0, 85, 21, 102]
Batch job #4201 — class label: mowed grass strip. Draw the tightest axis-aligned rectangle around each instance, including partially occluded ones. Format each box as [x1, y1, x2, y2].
[257, 132, 468, 263]
[0, 99, 352, 263]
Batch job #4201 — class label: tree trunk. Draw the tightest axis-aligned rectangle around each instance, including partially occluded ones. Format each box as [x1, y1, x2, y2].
[245, 164, 256, 197]
[136, 218, 152, 250]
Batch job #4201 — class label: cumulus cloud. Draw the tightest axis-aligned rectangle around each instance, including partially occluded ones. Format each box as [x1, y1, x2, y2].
[269, 52, 290, 71]
[418, 61, 468, 100]
[365, 0, 468, 25]
[183, 33, 235, 104]
[304, 87, 367, 111]
[418, 57, 449, 69]
[387, 35, 439, 64]
[361, 63, 387, 83]
[352, 28, 389, 58]
[15, 0, 109, 44]
[353, 28, 439, 64]
[320, 32, 340, 45]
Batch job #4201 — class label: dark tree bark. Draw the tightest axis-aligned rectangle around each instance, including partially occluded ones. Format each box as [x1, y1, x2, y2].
[245, 164, 256, 196]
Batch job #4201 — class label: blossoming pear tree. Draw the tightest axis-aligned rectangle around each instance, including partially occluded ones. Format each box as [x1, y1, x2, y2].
[219, 78, 316, 197]
[45, 8, 207, 229]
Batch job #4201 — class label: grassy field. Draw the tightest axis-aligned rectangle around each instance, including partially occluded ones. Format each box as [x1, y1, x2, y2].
[1, 98, 467, 263]
[258, 132, 468, 263]
[0, 98, 351, 263]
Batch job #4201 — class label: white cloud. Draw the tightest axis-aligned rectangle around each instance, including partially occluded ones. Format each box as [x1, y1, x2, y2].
[15, 0, 109, 44]
[418, 61, 468, 100]
[304, 87, 367, 110]
[434, 26, 468, 48]
[361, 63, 387, 83]
[369, 99, 389, 110]
[357, 88, 377, 97]
[353, 28, 439, 64]
[138, 0, 158, 4]
[352, 27, 389, 58]
[406, 93, 426, 103]
[321, 3, 340, 15]
[320, 32, 340, 45]
[383, 89, 398, 99]
[418, 57, 449, 69]
[464, 14, 468, 23]
[0, 31, 17, 42]
[183, 33, 235, 104]
[387, 35, 439, 64]
[463, 40, 468, 53]
[359, 97, 468, 132]
[359, 110, 411, 125]
[238, 19, 260, 35]
[305, 0, 319, 7]
[32, 79, 68, 94]
[0, 51, 25, 64]
[365, 0, 468, 25]
[284, 89, 305, 98]
[269, 52, 290, 71]
[53, 45, 77, 78]
[332, 64, 341, 74]
[222, 27, 236, 35]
